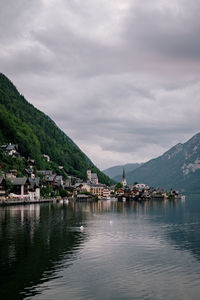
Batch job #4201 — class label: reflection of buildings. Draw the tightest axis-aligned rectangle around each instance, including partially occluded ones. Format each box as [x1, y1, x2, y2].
[8, 204, 40, 224]
[0, 203, 88, 299]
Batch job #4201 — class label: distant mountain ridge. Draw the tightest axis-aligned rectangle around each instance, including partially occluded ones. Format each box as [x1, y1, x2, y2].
[103, 163, 142, 180]
[123, 133, 200, 194]
[0, 73, 112, 185]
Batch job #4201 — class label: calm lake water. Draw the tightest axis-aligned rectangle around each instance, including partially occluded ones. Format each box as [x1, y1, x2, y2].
[1, 197, 200, 300]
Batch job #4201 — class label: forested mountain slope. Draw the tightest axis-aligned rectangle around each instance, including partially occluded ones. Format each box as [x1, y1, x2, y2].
[0, 73, 112, 184]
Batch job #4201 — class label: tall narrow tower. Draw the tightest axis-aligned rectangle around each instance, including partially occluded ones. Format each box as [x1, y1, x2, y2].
[122, 168, 127, 187]
[87, 167, 92, 182]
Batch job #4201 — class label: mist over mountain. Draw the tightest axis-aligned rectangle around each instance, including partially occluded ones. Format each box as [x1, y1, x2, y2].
[103, 163, 142, 180]
[121, 133, 200, 194]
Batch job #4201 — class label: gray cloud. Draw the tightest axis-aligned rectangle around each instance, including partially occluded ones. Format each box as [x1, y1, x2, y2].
[0, 0, 200, 169]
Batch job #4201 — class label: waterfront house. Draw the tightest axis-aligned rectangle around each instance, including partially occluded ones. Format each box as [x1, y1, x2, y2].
[10, 177, 30, 197]
[28, 177, 40, 200]
[76, 194, 91, 201]
[90, 184, 104, 197]
[124, 186, 132, 199]
[0, 176, 7, 198]
[116, 187, 124, 195]
[103, 188, 111, 198]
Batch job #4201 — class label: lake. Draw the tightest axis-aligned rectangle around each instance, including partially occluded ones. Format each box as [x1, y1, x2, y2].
[0, 197, 200, 299]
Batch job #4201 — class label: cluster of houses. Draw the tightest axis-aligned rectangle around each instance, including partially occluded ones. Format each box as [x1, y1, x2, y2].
[1, 143, 19, 157]
[116, 183, 175, 201]
[0, 143, 178, 203]
[116, 168, 179, 201]
[0, 175, 40, 201]
[0, 166, 115, 202]
[0, 143, 115, 202]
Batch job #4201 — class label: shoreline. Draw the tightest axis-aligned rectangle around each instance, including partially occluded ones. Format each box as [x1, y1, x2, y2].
[0, 198, 56, 207]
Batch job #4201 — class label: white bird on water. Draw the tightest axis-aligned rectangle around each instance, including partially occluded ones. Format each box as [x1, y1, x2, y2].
[80, 226, 84, 231]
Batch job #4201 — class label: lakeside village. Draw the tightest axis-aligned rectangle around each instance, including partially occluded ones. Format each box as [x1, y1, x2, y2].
[0, 143, 179, 206]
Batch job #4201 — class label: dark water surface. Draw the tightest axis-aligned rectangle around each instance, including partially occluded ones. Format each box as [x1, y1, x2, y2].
[1, 197, 200, 299]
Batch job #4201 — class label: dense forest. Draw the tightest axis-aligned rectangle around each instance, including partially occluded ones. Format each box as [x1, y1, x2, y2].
[0, 73, 112, 185]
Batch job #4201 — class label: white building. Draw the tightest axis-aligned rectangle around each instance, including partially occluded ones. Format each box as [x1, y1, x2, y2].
[103, 188, 111, 198]
[43, 154, 50, 162]
[133, 183, 149, 191]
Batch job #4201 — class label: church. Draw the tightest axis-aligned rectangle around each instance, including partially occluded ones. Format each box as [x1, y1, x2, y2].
[87, 167, 99, 184]
[122, 168, 127, 187]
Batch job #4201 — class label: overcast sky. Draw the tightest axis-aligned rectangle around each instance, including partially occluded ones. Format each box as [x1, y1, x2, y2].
[1, 0, 200, 169]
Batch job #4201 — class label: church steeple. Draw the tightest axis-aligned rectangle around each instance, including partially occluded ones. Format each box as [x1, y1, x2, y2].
[122, 168, 127, 187]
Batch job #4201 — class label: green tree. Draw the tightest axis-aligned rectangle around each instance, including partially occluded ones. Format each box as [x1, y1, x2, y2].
[41, 186, 54, 198]
[115, 182, 123, 191]
[59, 189, 69, 198]
[5, 178, 13, 195]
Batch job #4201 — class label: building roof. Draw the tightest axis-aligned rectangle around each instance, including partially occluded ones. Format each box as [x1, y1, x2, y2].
[2, 144, 18, 151]
[29, 178, 40, 188]
[24, 168, 33, 175]
[11, 177, 29, 185]
[54, 176, 63, 187]
[74, 183, 83, 188]
[91, 173, 98, 179]
[45, 175, 56, 181]
[37, 170, 53, 176]
[90, 184, 105, 188]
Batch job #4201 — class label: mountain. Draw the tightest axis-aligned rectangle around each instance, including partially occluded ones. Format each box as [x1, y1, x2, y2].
[0, 73, 112, 185]
[103, 163, 142, 180]
[124, 133, 200, 194]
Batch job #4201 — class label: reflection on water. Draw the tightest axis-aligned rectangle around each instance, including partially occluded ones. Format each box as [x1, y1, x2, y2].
[0, 203, 88, 299]
[0, 198, 200, 299]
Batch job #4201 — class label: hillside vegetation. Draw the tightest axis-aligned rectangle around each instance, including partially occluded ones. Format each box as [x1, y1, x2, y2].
[0, 73, 112, 185]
